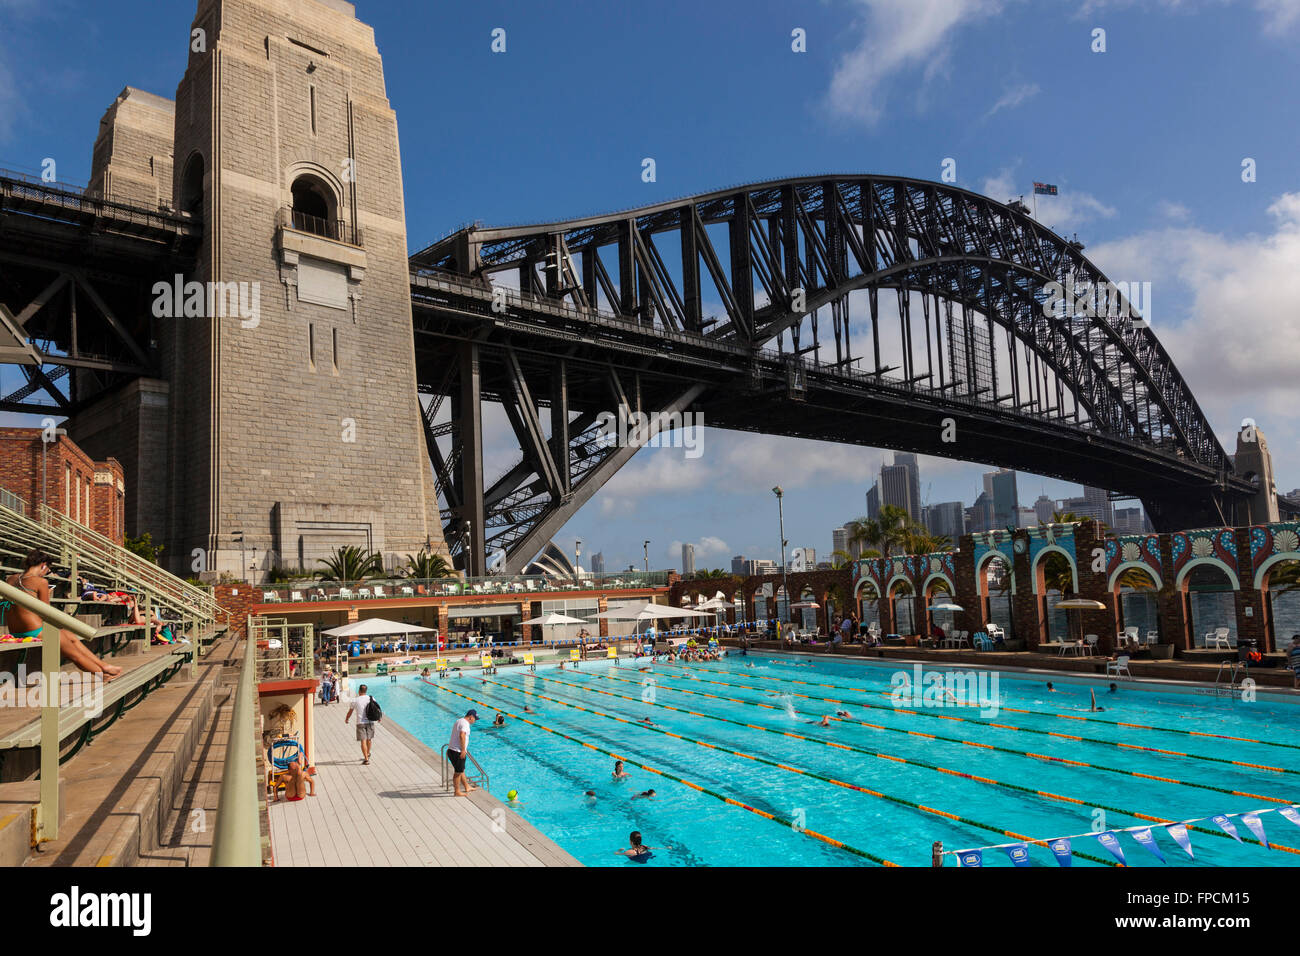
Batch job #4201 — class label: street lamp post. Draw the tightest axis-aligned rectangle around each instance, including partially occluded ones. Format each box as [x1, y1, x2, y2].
[643, 540, 650, 574]
[773, 487, 788, 623]
[575, 539, 582, 579]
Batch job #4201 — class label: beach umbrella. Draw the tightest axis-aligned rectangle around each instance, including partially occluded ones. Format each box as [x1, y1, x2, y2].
[1055, 597, 1107, 643]
[322, 618, 434, 637]
[590, 601, 714, 639]
[526, 611, 591, 644]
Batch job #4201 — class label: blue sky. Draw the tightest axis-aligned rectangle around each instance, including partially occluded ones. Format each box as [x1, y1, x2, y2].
[2, 0, 1299, 572]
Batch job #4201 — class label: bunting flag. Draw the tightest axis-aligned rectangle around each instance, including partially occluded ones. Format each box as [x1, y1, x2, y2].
[957, 849, 984, 868]
[1278, 806, 1300, 830]
[1211, 814, 1242, 842]
[1129, 827, 1165, 863]
[1241, 812, 1269, 848]
[1166, 823, 1195, 859]
[1095, 830, 1127, 865]
[1048, 838, 1073, 867]
[1004, 843, 1031, 867]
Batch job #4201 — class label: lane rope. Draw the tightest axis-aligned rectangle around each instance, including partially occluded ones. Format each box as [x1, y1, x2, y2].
[534, 668, 1300, 857]
[465, 674, 1122, 866]
[418, 677, 898, 866]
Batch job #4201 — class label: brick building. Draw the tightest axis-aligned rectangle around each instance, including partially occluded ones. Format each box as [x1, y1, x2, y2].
[0, 427, 126, 545]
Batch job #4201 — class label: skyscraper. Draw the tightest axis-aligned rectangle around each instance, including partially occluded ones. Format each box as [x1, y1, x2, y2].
[731, 554, 747, 575]
[969, 491, 995, 533]
[682, 543, 695, 576]
[926, 501, 966, 541]
[832, 527, 849, 558]
[1083, 486, 1115, 528]
[990, 470, 1019, 530]
[865, 481, 880, 520]
[881, 452, 922, 522]
[591, 552, 605, 574]
[1033, 494, 1055, 525]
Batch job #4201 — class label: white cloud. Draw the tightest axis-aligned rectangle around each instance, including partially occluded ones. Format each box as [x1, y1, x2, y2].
[1085, 193, 1300, 471]
[984, 82, 1040, 118]
[826, 0, 1011, 124]
[1077, 0, 1300, 32]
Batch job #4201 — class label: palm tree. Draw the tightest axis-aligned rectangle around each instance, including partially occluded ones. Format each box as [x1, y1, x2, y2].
[877, 505, 912, 555]
[845, 517, 883, 557]
[1269, 560, 1300, 594]
[403, 550, 455, 580]
[316, 545, 384, 583]
[901, 527, 952, 555]
[1038, 511, 1081, 594]
[829, 549, 854, 570]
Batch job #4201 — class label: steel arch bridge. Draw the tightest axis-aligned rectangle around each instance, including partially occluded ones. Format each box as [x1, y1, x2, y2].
[409, 175, 1250, 574]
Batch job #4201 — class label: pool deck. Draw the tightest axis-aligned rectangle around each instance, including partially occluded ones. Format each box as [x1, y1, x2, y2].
[266, 698, 580, 867]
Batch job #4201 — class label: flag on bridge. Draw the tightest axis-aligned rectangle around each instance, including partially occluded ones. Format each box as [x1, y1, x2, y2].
[1033, 182, 1058, 195]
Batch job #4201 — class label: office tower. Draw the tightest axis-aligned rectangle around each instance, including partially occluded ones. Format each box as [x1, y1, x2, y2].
[832, 527, 849, 557]
[1083, 486, 1115, 528]
[591, 552, 605, 574]
[926, 501, 966, 541]
[865, 482, 880, 520]
[990, 469, 1019, 529]
[1016, 506, 1037, 528]
[1034, 494, 1055, 525]
[881, 454, 921, 523]
[731, 554, 747, 575]
[682, 543, 695, 576]
[969, 491, 995, 533]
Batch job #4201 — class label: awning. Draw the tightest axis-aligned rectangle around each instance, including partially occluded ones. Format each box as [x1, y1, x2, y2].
[448, 604, 521, 620]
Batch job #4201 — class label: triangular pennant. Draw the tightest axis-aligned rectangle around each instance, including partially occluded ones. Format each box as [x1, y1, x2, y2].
[1095, 830, 1127, 865]
[1211, 814, 1242, 842]
[1048, 837, 1073, 867]
[957, 848, 984, 868]
[1129, 827, 1165, 863]
[1004, 843, 1031, 867]
[1241, 812, 1269, 848]
[1278, 806, 1300, 830]
[1166, 823, 1194, 859]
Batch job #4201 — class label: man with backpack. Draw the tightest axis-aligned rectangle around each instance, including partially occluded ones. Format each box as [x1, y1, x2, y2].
[344, 683, 381, 765]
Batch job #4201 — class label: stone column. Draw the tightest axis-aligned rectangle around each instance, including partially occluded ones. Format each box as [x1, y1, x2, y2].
[953, 539, 985, 636]
[1009, 532, 1042, 650]
[1076, 519, 1119, 655]
[597, 595, 609, 639]
[1156, 533, 1189, 651]
[1234, 528, 1269, 653]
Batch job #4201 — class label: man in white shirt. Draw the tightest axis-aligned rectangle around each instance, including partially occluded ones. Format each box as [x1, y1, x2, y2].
[447, 709, 478, 796]
[344, 683, 375, 765]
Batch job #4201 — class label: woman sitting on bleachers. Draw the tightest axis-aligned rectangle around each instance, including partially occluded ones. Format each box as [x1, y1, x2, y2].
[5, 550, 123, 679]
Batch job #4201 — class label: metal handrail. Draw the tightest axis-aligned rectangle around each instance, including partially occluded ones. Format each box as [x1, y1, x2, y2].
[439, 744, 489, 791]
[0, 579, 97, 846]
[211, 632, 262, 866]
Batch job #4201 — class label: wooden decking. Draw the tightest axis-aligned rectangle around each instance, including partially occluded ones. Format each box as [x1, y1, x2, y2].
[267, 697, 580, 867]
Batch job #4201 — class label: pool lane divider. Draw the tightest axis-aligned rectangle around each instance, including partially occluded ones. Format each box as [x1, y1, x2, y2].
[472, 675, 1122, 867]
[640, 667, 1300, 803]
[416, 678, 898, 866]
[537, 669, 1300, 858]
[688, 660, 1300, 752]
[630, 667, 1300, 775]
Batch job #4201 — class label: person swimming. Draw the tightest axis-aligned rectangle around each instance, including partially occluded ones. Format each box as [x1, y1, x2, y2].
[1046, 682, 1056, 692]
[612, 760, 630, 780]
[493, 714, 506, 727]
[835, 709, 851, 718]
[631, 789, 656, 800]
[807, 716, 831, 727]
[616, 830, 669, 863]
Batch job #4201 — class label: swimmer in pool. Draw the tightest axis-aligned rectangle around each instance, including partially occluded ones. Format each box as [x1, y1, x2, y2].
[612, 760, 630, 780]
[807, 716, 831, 727]
[524, 705, 536, 713]
[584, 790, 598, 804]
[616, 831, 670, 862]
[1046, 682, 1056, 692]
[1108, 683, 1118, 693]
[835, 709, 851, 718]
[639, 717, 653, 725]
[1089, 689, 1105, 712]
[492, 714, 506, 727]
[630, 789, 656, 800]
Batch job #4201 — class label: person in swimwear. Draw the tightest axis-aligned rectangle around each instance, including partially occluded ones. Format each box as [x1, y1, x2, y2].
[274, 758, 316, 802]
[493, 713, 506, 727]
[616, 831, 669, 862]
[807, 716, 831, 727]
[612, 760, 630, 780]
[630, 789, 656, 800]
[5, 550, 121, 680]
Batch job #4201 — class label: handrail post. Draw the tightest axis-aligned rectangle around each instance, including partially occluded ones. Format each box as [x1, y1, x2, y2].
[36, 621, 59, 842]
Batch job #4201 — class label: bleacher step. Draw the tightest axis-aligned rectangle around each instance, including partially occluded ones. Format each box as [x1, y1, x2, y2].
[0, 780, 63, 867]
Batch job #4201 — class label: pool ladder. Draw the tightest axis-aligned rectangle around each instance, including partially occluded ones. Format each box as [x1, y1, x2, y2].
[1214, 661, 1246, 698]
[440, 745, 490, 791]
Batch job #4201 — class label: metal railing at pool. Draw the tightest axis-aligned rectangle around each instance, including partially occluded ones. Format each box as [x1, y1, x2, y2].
[440, 745, 489, 792]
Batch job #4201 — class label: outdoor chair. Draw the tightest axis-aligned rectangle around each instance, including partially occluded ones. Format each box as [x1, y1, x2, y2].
[1106, 655, 1133, 679]
[1123, 626, 1140, 646]
[290, 591, 304, 602]
[400, 586, 414, 598]
[373, 586, 387, 598]
[1144, 630, 1160, 646]
[1207, 627, 1232, 649]
[358, 587, 372, 599]
[263, 591, 278, 602]
[1084, 634, 1099, 655]
[338, 587, 354, 600]
[973, 632, 993, 651]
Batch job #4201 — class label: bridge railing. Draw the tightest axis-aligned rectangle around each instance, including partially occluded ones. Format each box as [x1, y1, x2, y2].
[0, 168, 198, 235]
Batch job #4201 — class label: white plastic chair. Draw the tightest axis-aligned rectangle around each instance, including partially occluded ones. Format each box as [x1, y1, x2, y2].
[1210, 627, 1231, 649]
[263, 591, 277, 602]
[1084, 634, 1099, 656]
[358, 587, 372, 599]
[1144, 630, 1159, 646]
[1106, 655, 1133, 679]
[338, 587, 354, 600]
[290, 591, 304, 602]
[400, 585, 414, 598]
[372, 585, 387, 599]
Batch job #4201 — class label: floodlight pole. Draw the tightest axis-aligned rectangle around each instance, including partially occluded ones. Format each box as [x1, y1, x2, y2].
[773, 486, 788, 623]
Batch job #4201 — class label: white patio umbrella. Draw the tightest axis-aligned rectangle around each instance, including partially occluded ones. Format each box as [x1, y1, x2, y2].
[323, 617, 436, 667]
[526, 611, 591, 644]
[927, 601, 964, 638]
[1055, 597, 1107, 644]
[590, 601, 714, 639]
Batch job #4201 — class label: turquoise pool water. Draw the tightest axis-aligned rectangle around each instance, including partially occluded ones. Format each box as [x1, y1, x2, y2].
[371, 653, 1300, 867]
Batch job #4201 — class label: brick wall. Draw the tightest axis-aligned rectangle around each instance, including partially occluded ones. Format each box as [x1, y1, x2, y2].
[0, 428, 125, 544]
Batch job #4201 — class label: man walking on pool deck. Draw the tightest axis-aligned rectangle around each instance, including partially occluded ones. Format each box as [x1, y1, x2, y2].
[345, 683, 375, 765]
[448, 709, 478, 796]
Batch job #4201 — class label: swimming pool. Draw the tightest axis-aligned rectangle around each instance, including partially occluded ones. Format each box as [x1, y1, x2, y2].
[370, 653, 1300, 867]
